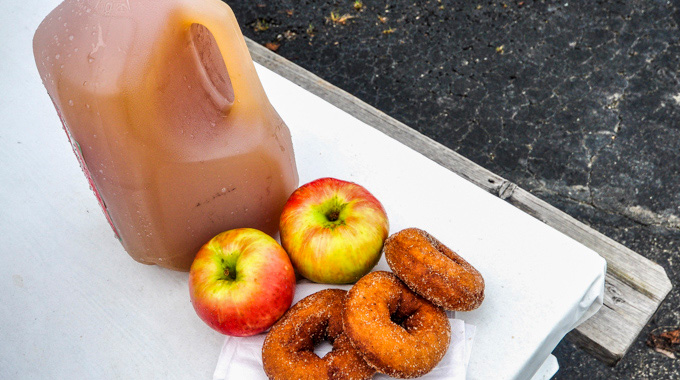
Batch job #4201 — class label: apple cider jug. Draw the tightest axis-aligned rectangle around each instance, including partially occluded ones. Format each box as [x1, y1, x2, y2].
[33, 0, 299, 271]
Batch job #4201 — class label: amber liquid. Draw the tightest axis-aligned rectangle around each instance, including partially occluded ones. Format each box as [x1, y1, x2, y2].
[34, 0, 298, 270]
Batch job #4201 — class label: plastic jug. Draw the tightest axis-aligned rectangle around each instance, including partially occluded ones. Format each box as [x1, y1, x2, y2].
[33, 0, 299, 271]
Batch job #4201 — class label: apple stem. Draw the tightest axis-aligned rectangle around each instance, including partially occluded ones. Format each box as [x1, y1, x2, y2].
[327, 210, 340, 222]
[221, 262, 236, 281]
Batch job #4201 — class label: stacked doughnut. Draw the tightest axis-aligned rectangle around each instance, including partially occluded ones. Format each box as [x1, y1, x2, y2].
[383, 228, 485, 312]
[262, 228, 484, 379]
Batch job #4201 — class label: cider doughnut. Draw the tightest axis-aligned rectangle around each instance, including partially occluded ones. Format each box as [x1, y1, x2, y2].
[384, 228, 485, 311]
[343, 271, 450, 378]
[262, 289, 375, 380]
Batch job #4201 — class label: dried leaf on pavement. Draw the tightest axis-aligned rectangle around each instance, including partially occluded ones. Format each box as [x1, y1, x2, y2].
[264, 42, 280, 52]
[647, 328, 680, 359]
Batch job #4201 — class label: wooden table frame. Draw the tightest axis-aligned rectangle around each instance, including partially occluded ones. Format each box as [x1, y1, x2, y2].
[244, 38, 672, 366]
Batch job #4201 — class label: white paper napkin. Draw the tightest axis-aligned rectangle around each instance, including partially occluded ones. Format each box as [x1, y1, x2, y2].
[213, 282, 475, 380]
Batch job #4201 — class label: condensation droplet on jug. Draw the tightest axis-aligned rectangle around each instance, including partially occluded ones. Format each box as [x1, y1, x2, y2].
[221, 188, 227, 193]
[68, 100, 74, 106]
[69, 35, 74, 41]
[55, 54, 60, 60]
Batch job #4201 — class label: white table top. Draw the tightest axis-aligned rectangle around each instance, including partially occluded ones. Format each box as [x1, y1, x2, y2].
[1, 1, 605, 379]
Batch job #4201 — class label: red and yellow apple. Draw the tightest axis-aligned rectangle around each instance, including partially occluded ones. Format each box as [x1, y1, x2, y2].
[280, 177, 389, 284]
[189, 228, 296, 336]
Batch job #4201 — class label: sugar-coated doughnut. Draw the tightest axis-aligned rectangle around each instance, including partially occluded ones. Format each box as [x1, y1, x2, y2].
[262, 289, 375, 380]
[343, 271, 451, 378]
[384, 228, 485, 311]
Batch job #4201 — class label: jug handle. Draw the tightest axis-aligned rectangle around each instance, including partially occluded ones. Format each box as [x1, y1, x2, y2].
[176, 0, 263, 114]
